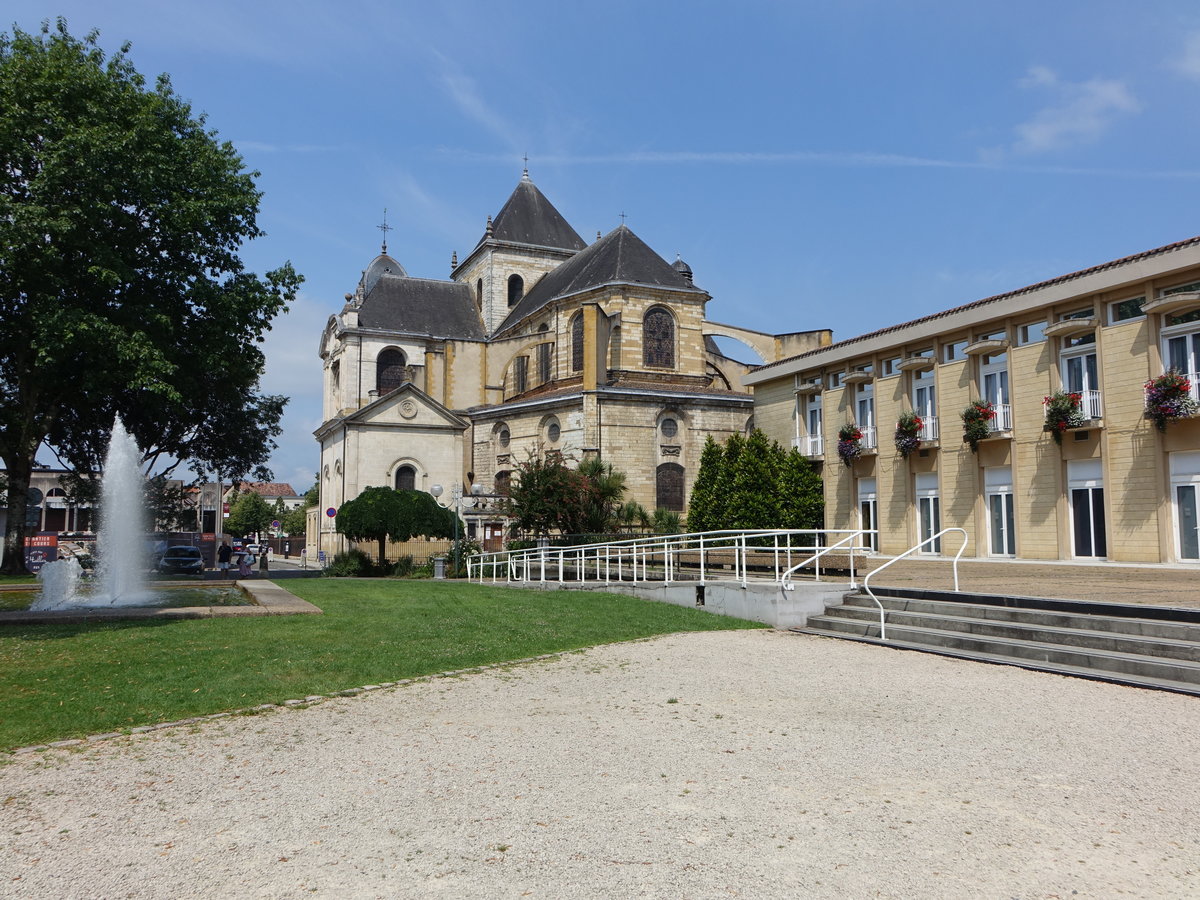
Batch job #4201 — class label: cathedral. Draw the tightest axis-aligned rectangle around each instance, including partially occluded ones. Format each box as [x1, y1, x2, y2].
[313, 171, 829, 556]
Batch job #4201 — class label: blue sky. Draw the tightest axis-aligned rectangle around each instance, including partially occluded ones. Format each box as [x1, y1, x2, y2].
[11, 1, 1200, 491]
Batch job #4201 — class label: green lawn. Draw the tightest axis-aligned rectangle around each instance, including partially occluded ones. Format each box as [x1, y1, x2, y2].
[0, 579, 763, 750]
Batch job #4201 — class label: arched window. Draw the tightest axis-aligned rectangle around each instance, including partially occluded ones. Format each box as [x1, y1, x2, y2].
[571, 313, 584, 372]
[643, 307, 675, 368]
[377, 348, 407, 395]
[656, 463, 685, 511]
[507, 274, 524, 307]
[512, 356, 528, 394]
[394, 465, 416, 491]
[494, 471, 511, 496]
[476, 279, 483, 310]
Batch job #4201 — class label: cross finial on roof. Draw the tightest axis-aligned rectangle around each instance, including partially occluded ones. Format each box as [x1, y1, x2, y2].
[377, 208, 393, 253]
[619, 211, 627, 225]
[522, 153, 530, 179]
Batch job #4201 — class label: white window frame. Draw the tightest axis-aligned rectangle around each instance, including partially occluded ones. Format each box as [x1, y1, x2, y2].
[1170, 451, 1200, 562]
[1162, 318, 1200, 405]
[1067, 459, 1107, 560]
[911, 368, 938, 441]
[915, 473, 941, 554]
[1060, 342, 1102, 419]
[855, 381, 876, 449]
[1108, 296, 1145, 324]
[984, 466, 1015, 557]
[979, 351, 1011, 431]
[1017, 321, 1047, 346]
[805, 394, 824, 457]
[858, 477, 878, 552]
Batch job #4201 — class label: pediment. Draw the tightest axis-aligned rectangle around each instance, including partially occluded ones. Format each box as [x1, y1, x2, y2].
[345, 383, 468, 430]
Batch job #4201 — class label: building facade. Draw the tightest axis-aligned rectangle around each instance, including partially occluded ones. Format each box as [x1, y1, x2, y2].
[746, 236, 1200, 565]
[313, 172, 828, 558]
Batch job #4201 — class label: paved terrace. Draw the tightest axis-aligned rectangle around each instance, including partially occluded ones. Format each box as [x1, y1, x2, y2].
[861, 556, 1200, 608]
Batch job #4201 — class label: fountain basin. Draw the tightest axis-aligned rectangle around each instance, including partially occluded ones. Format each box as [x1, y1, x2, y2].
[0, 580, 322, 625]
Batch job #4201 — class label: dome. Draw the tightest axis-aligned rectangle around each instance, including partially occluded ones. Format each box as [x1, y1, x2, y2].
[360, 252, 407, 297]
[672, 255, 693, 284]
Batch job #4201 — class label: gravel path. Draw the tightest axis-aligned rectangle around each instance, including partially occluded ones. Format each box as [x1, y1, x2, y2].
[2, 630, 1198, 899]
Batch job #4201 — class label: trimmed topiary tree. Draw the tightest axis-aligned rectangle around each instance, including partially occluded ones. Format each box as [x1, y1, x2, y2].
[686, 436, 724, 533]
[336, 487, 458, 564]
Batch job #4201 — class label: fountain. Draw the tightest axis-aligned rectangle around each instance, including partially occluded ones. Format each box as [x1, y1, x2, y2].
[31, 418, 151, 610]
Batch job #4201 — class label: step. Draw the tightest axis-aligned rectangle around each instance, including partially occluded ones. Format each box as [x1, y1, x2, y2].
[792, 629, 1200, 697]
[816, 606, 1200, 662]
[840, 592, 1200, 642]
[800, 619, 1200, 686]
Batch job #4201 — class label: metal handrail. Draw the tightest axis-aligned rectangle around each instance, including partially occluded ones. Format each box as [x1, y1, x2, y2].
[466, 529, 868, 587]
[780, 530, 872, 589]
[861, 527, 968, 641]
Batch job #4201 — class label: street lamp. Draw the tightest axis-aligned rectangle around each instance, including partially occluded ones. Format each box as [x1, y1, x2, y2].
[430, 482, 484, 575]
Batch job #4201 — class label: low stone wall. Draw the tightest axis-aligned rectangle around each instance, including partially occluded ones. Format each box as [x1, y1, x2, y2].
[0, 580, 321, 626]
[520, 579, 848, 628]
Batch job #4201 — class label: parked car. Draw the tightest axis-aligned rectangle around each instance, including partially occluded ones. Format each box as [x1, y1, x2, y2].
[156, 546, 205, 575]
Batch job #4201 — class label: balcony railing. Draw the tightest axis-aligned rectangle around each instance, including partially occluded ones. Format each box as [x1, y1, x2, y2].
[805, 434, 824, 457]
[987, 403, 1012, 433]
[860, 425, 878, 450]
[1080, 389, 1103, 419]
[917, 415, 939, 442]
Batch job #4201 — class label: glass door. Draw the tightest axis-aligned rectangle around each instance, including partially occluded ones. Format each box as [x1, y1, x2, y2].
[858, 477, 877, 551]
[915, 473, 941, 553]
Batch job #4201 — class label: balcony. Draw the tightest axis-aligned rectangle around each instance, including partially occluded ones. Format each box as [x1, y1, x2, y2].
[987, 404, 1013, 434]
[918, 415, 939, 442]
[805, 434, 824, 457]
[1144, 371, 1200, 414]
[860, 425, 878, 450]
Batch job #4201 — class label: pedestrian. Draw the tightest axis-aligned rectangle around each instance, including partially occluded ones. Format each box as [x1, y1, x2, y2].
[217, 541, 232, 575]
[259, 545, 269, 574]
[237, 550, 253, 579]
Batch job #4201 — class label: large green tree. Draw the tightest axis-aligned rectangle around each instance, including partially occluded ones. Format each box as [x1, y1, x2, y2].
[0, 21, 301, 573]
[777, 447, 824, 531]
[728, 428, 782, 530]
[336, 487, 459, 563]
[687, 430, 823, 534]
[685, 436, 723, 533]
[224, 491, 274, 539]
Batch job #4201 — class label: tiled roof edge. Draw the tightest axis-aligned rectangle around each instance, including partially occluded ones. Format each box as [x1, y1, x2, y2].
[750, 234, 1200, 375]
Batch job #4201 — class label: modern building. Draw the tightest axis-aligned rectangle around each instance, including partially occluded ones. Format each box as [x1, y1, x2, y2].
[746, 236, 1200, 564]
[312, 171, 828, 558]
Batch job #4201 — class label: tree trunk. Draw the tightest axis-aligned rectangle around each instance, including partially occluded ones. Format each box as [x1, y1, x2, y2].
[1, 452, 34, 576]
[378, 536, 387, 569]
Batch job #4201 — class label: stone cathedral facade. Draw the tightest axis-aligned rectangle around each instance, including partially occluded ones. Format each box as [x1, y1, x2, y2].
[312, 172, 829, 556]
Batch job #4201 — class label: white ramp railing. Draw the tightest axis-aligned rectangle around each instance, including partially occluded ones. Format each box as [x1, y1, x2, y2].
[861, 527, 968, 641]
[467, 529, 873, 588]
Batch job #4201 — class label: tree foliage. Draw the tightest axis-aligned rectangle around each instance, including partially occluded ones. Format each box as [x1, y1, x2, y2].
[224, 491, 273, 538]
[280, 504, 307, 536]
[686, 436, 724, 533]
[505, 451, 630, 538]
[0, 20, 301, 572]
[728, 428, 780, 530]
[686, 430, 823, 533]
[335, 487, 459, 562]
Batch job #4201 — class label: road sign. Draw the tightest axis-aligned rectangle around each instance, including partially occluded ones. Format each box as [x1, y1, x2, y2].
[326, 507, 336, 518]
[271, 520, 281, 530]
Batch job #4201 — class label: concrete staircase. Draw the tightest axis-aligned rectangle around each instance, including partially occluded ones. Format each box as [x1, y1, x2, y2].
[796, 587, 1200, 695]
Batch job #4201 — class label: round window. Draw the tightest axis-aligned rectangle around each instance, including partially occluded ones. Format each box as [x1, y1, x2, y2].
[547, 421, 561, 443]
[660, 418, 678, 438]
[498, 428, 510, 447]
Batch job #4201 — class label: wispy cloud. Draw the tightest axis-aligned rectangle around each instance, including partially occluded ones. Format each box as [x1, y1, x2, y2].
[435, 146, 1200, 179]
[1169, 31, 1200, 80]
[1010, 65, 1139, 154]
[430, 49, 523, 152]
